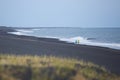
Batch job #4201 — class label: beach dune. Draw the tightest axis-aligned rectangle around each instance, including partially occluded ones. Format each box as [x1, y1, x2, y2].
[0, 27, 120, 75]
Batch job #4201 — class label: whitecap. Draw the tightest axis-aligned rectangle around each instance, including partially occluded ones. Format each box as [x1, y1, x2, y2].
[8, 32, 25, 35]
[59, 36, 120, 50]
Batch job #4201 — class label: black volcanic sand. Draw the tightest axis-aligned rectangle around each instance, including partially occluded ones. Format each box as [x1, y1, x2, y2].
[0, 27, 120, 75]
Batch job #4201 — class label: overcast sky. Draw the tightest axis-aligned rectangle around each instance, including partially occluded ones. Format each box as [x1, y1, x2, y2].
[0, 0, 120, 27]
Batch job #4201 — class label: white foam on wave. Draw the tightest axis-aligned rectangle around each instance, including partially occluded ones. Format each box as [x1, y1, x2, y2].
[8, 28, 120, 50]
[59, 36, 120, 50]
[60, 36, 87, 43]
[8, 29, 34, 35]
[8, 32, 25, 35]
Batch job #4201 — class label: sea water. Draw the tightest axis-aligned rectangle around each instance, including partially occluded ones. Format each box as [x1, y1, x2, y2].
[10, 27, 120, 50]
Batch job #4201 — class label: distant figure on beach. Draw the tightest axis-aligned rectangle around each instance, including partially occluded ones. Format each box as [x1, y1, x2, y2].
[75, 39, 80, 44]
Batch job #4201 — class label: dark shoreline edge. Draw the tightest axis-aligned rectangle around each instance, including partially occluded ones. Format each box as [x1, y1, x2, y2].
[0, 26, 120, 75]
[6, 26, 120, 51]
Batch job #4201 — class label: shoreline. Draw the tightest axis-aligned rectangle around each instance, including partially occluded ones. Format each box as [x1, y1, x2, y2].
[0, 27, 120, 75]
[10, 27, 120, 50]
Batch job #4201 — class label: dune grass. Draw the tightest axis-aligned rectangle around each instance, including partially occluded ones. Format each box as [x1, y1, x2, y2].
[0, 54, 120, 80]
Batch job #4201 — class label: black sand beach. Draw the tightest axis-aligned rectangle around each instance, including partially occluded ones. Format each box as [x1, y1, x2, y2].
[0, 27, 120, 75]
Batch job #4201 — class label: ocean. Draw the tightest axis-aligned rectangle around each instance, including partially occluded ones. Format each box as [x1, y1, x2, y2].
[10, 27, 120, 50]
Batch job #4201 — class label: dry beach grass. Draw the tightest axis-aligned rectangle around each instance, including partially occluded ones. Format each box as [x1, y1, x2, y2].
[0, 54, 120, 80]
[0, 27, 120, 80]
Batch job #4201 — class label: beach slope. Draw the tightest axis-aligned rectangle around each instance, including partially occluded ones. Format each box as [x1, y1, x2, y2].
[0, 27, 120, 75]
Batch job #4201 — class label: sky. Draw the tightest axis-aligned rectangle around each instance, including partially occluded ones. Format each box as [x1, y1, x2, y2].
[0, 0, 120, 27]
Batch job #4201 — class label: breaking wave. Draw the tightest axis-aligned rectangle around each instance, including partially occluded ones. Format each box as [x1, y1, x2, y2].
[9, 29, 120, 50]
[8, 29, 34, 35]
[60, 36, 120, 50]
